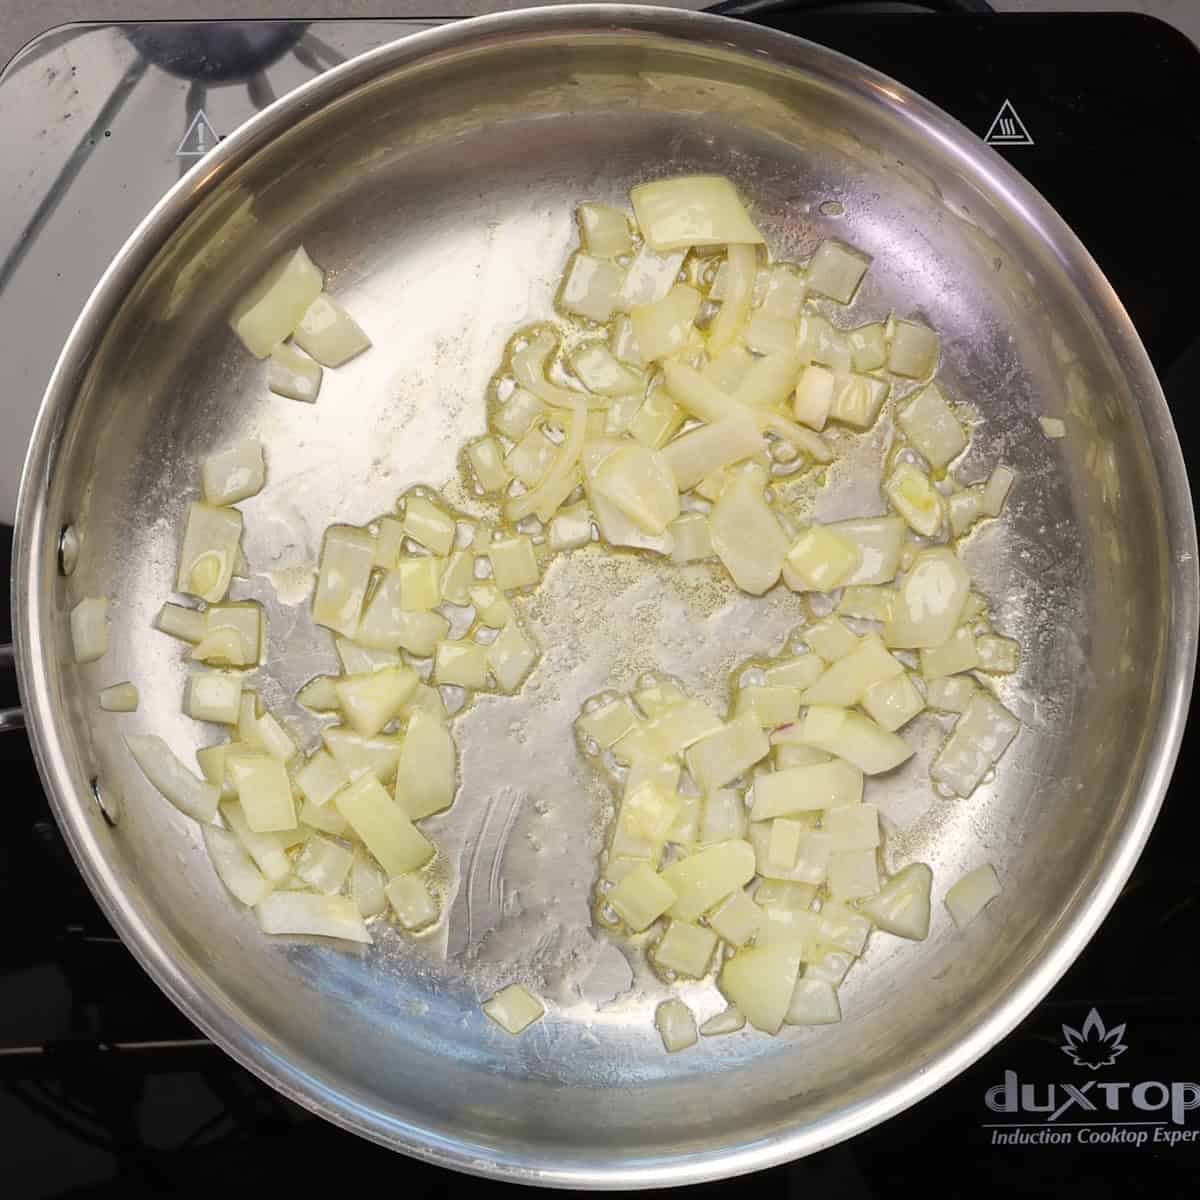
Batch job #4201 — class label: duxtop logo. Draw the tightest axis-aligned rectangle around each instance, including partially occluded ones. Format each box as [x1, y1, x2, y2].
[983, 1009, 1200, 1148]
[1060, 1008, 1128, 1069]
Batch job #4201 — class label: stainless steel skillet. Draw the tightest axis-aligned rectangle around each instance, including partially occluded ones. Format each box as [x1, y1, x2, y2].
[12, 5, 1197, 1189]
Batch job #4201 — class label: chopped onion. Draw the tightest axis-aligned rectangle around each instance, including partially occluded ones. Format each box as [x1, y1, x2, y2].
[403, 496, 455, 556]
[350, 852, 388, 917]
[203, 825, 272, 907]
[802, 616, 859, 661]
[570, 344, 641, 396]
[229, 753, 295, 832]
[887, 319, 940, 378]
[312, 525, 375, 637]
[745, 311, 798, 356]
[862, 672, 925, 731]
[919, 626, 979, 679]
[185, 671, 243, 725]
[466, 436, 510, 493]
[858, 862, 932, 940]
[660, 839, 756, 922]
[897, 383, 967, 469]
[945, 863, 1001, 929]
[661, 412, 762, 493]
[292, 292, 371, 367]
[268, 342, 322, 402]
[654, 998, 699, 1052]
[548, 502, 593, 552]
[70, 596, 109, 663]
[830, 373, 889, 429]
[980, 464, 1016, 516]
[486, 534, 540, 591]
[559, 253, 626, 324]
[700, 1005, 746, 1037]
[487, 621, 538, 693]
[617, 245, 686, 311]
[734, 685, 800, 727]
[709, 243, 756, 354]
[708, 467, 790, 594]
[482, 984, 545, 1034]
[608, 861, 677, 931]
[631, 176, 764, 251]
[155, 602, 206, 644]
[685, 714, 770, 792]
[335, 665, 417, 737]
[322, 726, 404, 783]
[1040, 416, 1066, 439]
[847, 323, 888, 371]
[125, 734, 219, 823]
[796, 706, 913, 775]
[806, 240, 870, 304]
[177, 503, 242, 603]
[734, 349, 804, 411]
[591, 444, 679, 535]
[395, 710, 457, 819]
[255, 892, 370, 943]
[653, 920, 718, 978]
[786, 979, 842, 1026]
[801, 636, 903, 707]
[356, 573, 450, 654]
[386, 873, 439, 930]
[335, 773, 433, 876]
[98, 681, 139, 712]
[793, 364, 835, 430]
[577, 202, 633, 258]
[720, 943, 801, 1034]
[433, 639, 490, 689]
[708, 890, 762, 947]
[230, 246, 323, 358]
[631, 284, 702, 362]
[295, 834, 354, 894]
[884, 548, 971, 649]
[827, 517, 905, 587]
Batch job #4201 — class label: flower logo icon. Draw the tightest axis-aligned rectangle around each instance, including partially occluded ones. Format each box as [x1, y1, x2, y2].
[1061, 1009, 1128, 1069]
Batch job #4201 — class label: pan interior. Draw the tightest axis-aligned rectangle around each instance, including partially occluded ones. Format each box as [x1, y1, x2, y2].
[25, 21, 1177, 1182]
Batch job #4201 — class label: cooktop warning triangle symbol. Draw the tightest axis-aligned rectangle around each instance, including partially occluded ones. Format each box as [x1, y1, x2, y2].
[177, 109, 219, 157]
[984, 100, 1034, 147]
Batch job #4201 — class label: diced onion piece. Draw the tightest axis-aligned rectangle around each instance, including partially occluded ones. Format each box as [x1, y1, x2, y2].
[483, 984, 545, 1034]
[204, 602, 262, 665]
[155, 602, 206, 644]
[202, 439, 265, 507]
[920, 626, 979, 679]
[793, 364, 836, 430]
[631, 176, 764, 251]
[825, 803, 880, 852]
[439, 549, 474, 606]
[230, 246, 323, 358]
[654, 998, 698, 1052]
[668, 512, 713, 563]
[685, 714, 770, 792]
[797, 706, 913, 775]
[661, 412, 762, 492]
[487, 621, 538, 693]
[768, 818, 804, 870]
[243, 707, 298, 763]
[323, 726, 404, 783]
[311, 525, 374, 637]
[749, 823, 830, 885]
[720, 943, 802, 1034]
[229, 753, 295, 832]
[99, 681, 139, 712]
[773, 746, 831, 773]
[372, 517, 404, 569]
[255, 892, 371, 943]
[733, 350, 803, 411]
[803, 947, 855, 987]
[1040, 416, 1066, 439]
[357, 573, 450, 654]
[931, 693, 1020, 797]
[394, 710, 457, 820]
[709, 467, 790, 595]
[702, 346, 753, 395]
[828, 848, 880, 900]
[751, 759, 863, 819]
[335, 773, 433, 876]
[786, 979, 842, 1026]
[827, 516, 905, 587]
[294, 749, 349, 808]
[628, 389, 686, 449]
[734, 685, 800, 727]
[300, 795, 349, 836]
[620, 780, 681, 843]
[466, 436, 510, 493]
[710, 243, 757, 354]
[764, 656, 825, 690]
[806, 240, 870, 304]
[295, 834, 354, 894]
[803, 616, 859, 661]
[433, 639, 490, 689]
[661, 839, 756, 921]
[700, 1005, 746, 1037]
[494, 388, 544, 440]
[470, 583, 514, 628]
[403, 496, 455, 556]
[884, 547, 971, 649]
[945, 863, 1001, 929]
[393, 559, 440, 612]
[548, 502, 593, 552]
[745, 311, 798, 356]
[185, 671, 243, 724]
[653, 920, 718, 978]
[487, 534, 539, 591]
[577, 202, 633, 258]
[292, 293, 370, 367]
[335, 665, 418, 737]
[888, 319, 940, 378]
[862, 672, 925, 731]
[800, 313, 852, 370]
[70, 596, 109, 663]
[570, 344, 641, 396]
[755, 880, 817, 909]
[830, 373, 889, 429]
[202, 825, 271, 906]
[847, 323, 888, 372]
[757, 263, 805, 317]
[948, 488, 982, 537]
[857, 862, 932, 940]
[708, 890, 763, 947]
[608, 861, 677, 931]
[177, 503, 242, 603]
[578, 696, 638, 748]
[196, 745, 235, 800]
[591, 444, 679, 535]
[126, 734, 219, 823]
[784, 525, 861, 593]
[351, 853, 388, 917]
[268, 342, 322, 402]
[631, 284, 702, 362]
[898, 383, 967, 469]
[385, 872, 440, 931]
[838, 585, 897, 622]
[926, 674, 977, 713]
[977, 634, 1020, 674]
[560, 252, 625, 323]
[617, 245, 687, 311]
[981, 464, 1016, 516]
[885, 462, 945, 538]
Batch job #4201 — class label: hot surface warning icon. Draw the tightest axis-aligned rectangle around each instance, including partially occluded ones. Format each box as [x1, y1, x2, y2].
[984, 100, 1034, 147]
[177, 110, 219, 157]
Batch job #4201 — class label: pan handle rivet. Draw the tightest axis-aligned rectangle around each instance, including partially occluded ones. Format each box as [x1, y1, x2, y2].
[91, 776, 120, 827]
[58, 524, 80, 576]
